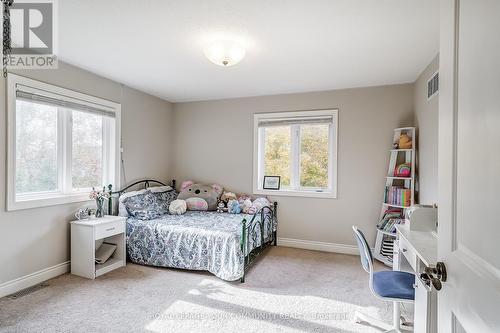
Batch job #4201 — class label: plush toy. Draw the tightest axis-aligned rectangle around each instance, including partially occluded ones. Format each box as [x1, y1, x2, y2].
[394, 163, 411, 177]
[221, 192, 237, 205]
[216, 201, 225, 213]
[248, 197, 271, 215]
[177, 180, 223, 211]
[237, 194, 252, 214]
[169, 199, 187, 215]
[240, 199, 252, 214]
[227, 199, 241, 214]
[398, 133, 412, 149]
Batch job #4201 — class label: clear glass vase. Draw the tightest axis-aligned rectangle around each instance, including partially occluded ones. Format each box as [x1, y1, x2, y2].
[95, 197, 105, 218]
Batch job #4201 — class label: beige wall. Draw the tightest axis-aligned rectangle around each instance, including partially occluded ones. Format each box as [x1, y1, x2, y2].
[414, 55, 439, 205]
[0, 62, 173, 284]
[1, 60, 434, 286]
[172, 84, 414, 247]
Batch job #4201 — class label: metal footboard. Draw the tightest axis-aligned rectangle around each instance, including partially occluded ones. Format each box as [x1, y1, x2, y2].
[240, 201, 278, 283]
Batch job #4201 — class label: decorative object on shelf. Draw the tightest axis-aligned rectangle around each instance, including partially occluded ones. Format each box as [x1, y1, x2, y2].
[74, 207, 96, 220]
[89, 187, 110, 218]
[396, 133, 413, 149]
[263, 176, 281, 190]
[374, 127, 416, 267]
[394, 163, 411, 177]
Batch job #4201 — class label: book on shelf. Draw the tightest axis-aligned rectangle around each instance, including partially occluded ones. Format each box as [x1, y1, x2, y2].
[377, 209, 405, 234]
[383, 186, 411, 207]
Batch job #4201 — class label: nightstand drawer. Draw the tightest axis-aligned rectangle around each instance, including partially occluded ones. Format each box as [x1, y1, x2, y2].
[95, 220, 124, 240]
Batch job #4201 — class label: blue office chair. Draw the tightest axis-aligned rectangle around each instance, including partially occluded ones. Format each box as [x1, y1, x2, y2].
[352, 226, 414, 332]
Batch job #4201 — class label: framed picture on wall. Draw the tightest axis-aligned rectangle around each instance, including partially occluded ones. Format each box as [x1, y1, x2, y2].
[263, 176, 281, 190]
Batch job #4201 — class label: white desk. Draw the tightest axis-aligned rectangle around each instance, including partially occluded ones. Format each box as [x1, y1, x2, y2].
[394, 225, 438, 333]
[395, 225, 437, 268]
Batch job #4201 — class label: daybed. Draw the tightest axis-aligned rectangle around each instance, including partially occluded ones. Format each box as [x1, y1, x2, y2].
[109, 180, 277, 282]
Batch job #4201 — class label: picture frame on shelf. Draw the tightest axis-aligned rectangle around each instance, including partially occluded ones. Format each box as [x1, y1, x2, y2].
[263, 176, 280, 190]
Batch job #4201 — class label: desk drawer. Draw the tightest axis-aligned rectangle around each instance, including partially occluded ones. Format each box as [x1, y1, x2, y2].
[399, 236, 417, 271]
[95, 220, 124, 240]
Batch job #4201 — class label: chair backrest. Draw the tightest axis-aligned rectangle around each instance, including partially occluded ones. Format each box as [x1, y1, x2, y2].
[352, 226, 373, 274]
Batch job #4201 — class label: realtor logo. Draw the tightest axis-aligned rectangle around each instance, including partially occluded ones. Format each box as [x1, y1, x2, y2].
[11, 1, 53, 54]
[3, 0, 58, 69]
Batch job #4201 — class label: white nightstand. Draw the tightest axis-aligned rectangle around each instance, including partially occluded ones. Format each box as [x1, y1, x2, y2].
[70, 215, 126, 279]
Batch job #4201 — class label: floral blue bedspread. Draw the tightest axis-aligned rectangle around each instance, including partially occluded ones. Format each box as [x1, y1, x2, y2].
[126, 211, 273, 281]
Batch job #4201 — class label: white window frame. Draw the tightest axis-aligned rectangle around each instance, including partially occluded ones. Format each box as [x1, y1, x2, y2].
[253, 109, 338, 199]
[6, 74, 121, 211]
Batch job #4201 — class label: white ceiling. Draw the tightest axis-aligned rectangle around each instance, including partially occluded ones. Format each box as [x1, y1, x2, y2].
[59, 0, 439, 102]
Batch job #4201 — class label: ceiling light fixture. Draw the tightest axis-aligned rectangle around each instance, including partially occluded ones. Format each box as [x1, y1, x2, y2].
[204, 40, 246, 67]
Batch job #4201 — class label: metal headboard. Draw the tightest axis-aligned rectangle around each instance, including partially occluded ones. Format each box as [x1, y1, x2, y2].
[107, 179, 176, 215]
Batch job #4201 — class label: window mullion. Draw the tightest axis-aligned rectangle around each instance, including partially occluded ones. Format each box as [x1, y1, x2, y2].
[258, 127, 265, 189]
[60, 108, 73, 194]
[102, 120, 107, 186]
[290, 125, 300, 190]
[56, 109, 65, 193]
[328, 123, 333, 191]
[102, 117, 113, 187]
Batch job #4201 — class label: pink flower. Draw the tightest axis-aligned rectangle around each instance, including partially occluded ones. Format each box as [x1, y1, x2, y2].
[89, 188, 110, 200]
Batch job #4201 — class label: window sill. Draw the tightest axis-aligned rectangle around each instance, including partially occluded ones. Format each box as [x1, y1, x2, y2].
[253, 189, 337, 199]
[8, 192, 93, 211]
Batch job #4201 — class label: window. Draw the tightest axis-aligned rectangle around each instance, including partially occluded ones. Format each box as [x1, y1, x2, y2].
[253, 110, 338, 198]
[7, 74, 121, 210]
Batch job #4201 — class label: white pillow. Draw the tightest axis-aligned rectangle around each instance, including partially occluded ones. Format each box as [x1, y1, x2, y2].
[118, 189, 147, 217]
[147, 185, 173, 193]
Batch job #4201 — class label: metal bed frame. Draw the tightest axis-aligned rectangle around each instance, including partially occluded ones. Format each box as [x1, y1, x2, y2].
[106, 179, 174, 214]
[240, 203, 278, 282]
[107, 179, 277, 283]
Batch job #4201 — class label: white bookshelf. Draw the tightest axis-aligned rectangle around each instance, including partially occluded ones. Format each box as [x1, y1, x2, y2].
[374, 127, 416, 266]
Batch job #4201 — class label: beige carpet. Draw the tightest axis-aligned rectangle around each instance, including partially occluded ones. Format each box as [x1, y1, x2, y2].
[0, 247, 411, 333]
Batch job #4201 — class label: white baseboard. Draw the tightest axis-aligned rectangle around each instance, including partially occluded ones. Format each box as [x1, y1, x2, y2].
[278, 237, 361, 255]
[0, 261, 70, 298]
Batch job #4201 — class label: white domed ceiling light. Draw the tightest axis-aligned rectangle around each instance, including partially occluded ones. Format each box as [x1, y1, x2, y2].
[204, 40, 246, 67]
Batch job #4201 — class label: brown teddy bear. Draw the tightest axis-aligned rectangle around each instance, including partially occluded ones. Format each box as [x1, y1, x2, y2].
[221, 191, 237, 205]
[397, 134, 412, 149]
